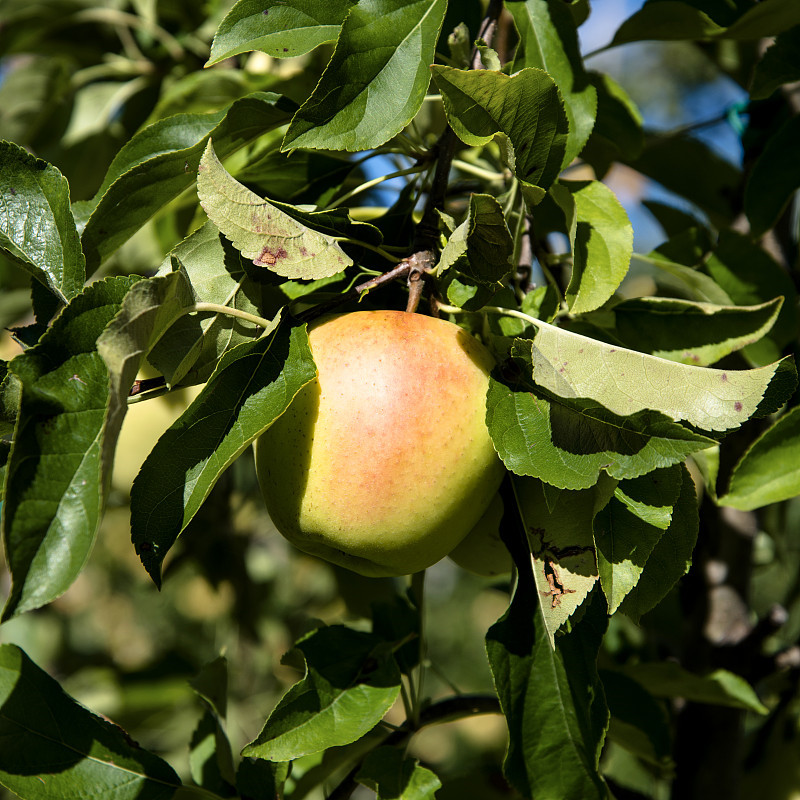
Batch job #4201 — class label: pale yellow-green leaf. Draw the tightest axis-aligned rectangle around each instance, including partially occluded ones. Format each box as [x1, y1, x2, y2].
[527, 323, 788, 432]
[197, 140, 352, 280]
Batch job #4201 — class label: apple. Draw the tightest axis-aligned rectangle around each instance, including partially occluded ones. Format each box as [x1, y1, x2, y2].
[448, 493, 511, 576]
[254, 309, 506, 577]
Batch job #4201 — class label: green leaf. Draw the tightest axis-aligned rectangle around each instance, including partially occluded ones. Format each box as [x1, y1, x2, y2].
[507, 0, 597, 164]
[486, 579, 609, 800]
[635, 254, 732, 306]
[190, 655, 230, 721]
[643, 199, 704, 237]
[208, 0, 356, 65]
[2, 273, 192, 618]
[581, 73, 643, 175]
[607, 296, 784, 366]
[356, 746, 441, 800]
[612, 2, 726, 44]
[148, 224, 280, 387]
[438, 193, 513, 286]
[601, 670, 672, 764]
[189, 709, 236, 797]
[1, 277, 140, 619]
[703, 229, 798, 364]
[487, 364, 716, 491]
[0, 440, 9, 504]
[750, 26, 800, 100]
[79, 92, 297, 270]
[130, 319, 316, 586]
[564, 179, 633, 314]
[612, 0, 800, 43]
[518, 322, 796, 432]
[0, 140, 85, 302]
[619, 464, 698, 622]
[236, 759, 287, 800]
[623, 661, 768, 714]
[718, 406, 800, 510]
[431, 66, 569, 204]
[97, 272, 197, 481]
[513, 475, 615, 642]
[198, 140, 352, 280]
[593, 466, 682, 614]
[724, 0, 800, 39]
[243, 626, 401, 761]
[0, 363, 20, 438]
[281, 0, 447, 152]
[236, 148, 357, 205]
[0, 644, 181, 800]
[626, 135, 741, 227]
[744, 115, 800, 237]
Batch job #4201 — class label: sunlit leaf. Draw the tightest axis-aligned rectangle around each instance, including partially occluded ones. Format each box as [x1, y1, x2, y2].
[1, 272, 193, 619]
[282, 0, 447, 151]
[0, 140, 85, 302]
[198, 141, 352, 280]
[208, 0, 356, 65]
[619, 464, 698, 622]
[487, 575, 609, 799]
[703, 230, 799, 365]
[564, 179, 633, 314]
[594, 466, 682, 614]
[487, 368, 716, 491]
[2, 277, 138, 619]
[356, 747, 441, 800]
[431, 65, 569, 204]
[130, 319, 316, 586]
[148, 224, 280, 387]
[508, 0, 596, 164]
[521, 323, 796, 432]
[513, 475, 615, 643]
[718, 406, 800, 511]
[438, 193, 513, 286]
[623, 661, 768, 714]
[607, 296, 783, 366]
[0, 644, 181, 800]
[243, 626, 401, 761]
[79, 92, 297, 269]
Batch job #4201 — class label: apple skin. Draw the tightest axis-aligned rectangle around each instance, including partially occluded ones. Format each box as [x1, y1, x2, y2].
[255, 309, 506, 577]
[448, 493, 511, 577]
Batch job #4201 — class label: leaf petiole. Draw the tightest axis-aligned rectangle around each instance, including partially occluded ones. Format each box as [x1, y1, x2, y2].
[191, 303, 272, 328]
[322, 165, 427, 210]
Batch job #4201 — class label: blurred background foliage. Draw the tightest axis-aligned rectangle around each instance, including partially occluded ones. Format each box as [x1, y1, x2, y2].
[2, 0, 800, 798]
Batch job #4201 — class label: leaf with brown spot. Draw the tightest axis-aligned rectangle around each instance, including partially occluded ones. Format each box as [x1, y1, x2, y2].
[198, 141, 352, 280]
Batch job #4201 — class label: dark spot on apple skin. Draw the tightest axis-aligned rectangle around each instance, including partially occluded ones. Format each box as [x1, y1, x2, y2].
[722, 373, 728, 382]
[262, 8, 268, 14]
[300, 246, 308, 256]
[735, 401, 743, 412]
[253, 245, 288, 266]
[283, 47, 289, 52]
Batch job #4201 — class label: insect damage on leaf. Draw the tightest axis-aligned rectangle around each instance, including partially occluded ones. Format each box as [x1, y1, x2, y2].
[540, 558, 577, 609]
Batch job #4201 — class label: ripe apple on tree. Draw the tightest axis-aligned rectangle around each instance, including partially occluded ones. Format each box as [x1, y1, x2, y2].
[255, 309, 507, 577]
